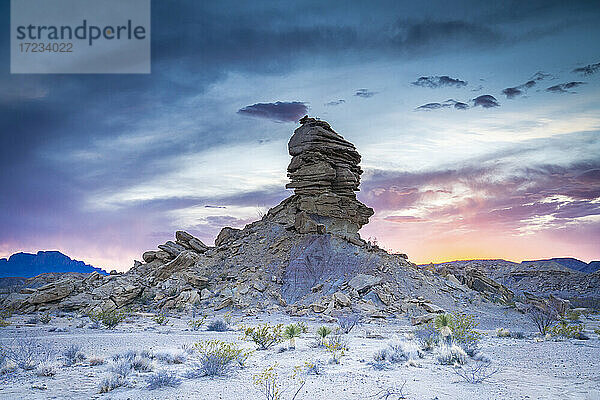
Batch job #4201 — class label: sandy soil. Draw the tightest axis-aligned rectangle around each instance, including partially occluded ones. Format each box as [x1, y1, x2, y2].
[0, 309, 598, 400]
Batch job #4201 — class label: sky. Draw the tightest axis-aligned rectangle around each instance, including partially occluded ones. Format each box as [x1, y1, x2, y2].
[1, 0, 600, 271]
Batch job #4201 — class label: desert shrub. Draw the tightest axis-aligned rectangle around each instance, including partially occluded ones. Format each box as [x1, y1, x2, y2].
[39, 312, 52, 324]
[370, 339, 422, 369]
[316, 326, 332, 346]
[550, 319, 583, 339]
[496, 328, 511, 337]
[0, 317, 10, 327]
[187, 340, 248, 377]
[7, 338, 53, 370]
[284, 323, 305, 349]
[152, 313, 169, 326]
[63, 344, 86, 366]
[154, 351, 187, 364]
[181, 343, 195, 355]
[372, 381, 408, 400]
[99, 373, 127, 393]
[434, 344, 467, 365]
[244, 324, 284, 350]
[526, 303, 558, 335]
[448, 313, 482, 356]
[89, 357, 105, 366]
[110, 360, 133, 378]
[324, 331, 348, 364]
[337, 314, 360, 334]
[146, 370, 181, 390]
[131, 354, 154, 372]
[35, 361, 57, 377]
[435, 314, 452, 330]
[188, 315, 206, 331]
[88, 309, 127, 329]
[454, 360, 498, 383]
[207, 319, 229, 332]
[26, 316, 39, 325]
[595, 328, 600, 336]
[304, 360, 324, 376]
[253, 364, 306, 400]
[414, 322, 438, 351]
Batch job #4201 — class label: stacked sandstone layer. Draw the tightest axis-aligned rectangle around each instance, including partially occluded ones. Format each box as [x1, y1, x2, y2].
[274, 116, 374, 235]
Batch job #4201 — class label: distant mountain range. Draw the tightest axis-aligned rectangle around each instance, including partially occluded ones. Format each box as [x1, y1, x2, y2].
[521, 257, 600, 274]
[0, 251, 108, 278]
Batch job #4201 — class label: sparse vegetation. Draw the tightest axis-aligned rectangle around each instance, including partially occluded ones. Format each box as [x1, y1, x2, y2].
[372, 381, 408, 399]
[526, 303, 558, 335]
[154, 351, 187, 364]
[454, 360, 498, 383]
[244, 324, 285, 350]
[188, 315, 206, 331]
[152, 313, 169, 325]
[496, 328, 511, 337]
[188, 340, 249, 377]
[7, 338, 54, 370]
[146, 370, 181, 390]
[337, 314, 360, 334]
[207, 319, 229, 332]
[253, 364, 306, 400]
[284, 323, 306, 349]
[88, 309, 127, 329]
[62, 344, 86, 366]
[434, 344, 467, 365]
[99, 373, 127, 393]
[550, 318, 583, 339]
[89, 357, 105, 366]
[316, 326, 332, 346]
[324, 331, 348, 364]
[35, 362, 57, 377]
[447, 313, 482, 356]
[39, 312, 52, 324]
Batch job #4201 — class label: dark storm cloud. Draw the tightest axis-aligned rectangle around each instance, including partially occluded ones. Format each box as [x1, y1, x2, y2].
[546, 82, 586, 93]
[416, 99, 469, 111]
[472, 95, 500, 108]
[237, 101, 308, 122]
[325, 99, 346, 106]
[572, 62, 600, 76]
[412, 76, 467, 88]
[502, 87, 523, 99]
[355, 89, 377, 98]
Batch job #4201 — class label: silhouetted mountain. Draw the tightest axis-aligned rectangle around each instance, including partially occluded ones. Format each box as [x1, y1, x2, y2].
[522, 257, 600, 274]
[0, 251, 107, 278]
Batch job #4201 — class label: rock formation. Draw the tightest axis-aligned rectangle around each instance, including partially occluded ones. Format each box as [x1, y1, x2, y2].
[1, 116, 528, 319]
[270, 116, 373, 236]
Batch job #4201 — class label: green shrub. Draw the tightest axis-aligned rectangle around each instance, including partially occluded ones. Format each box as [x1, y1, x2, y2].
[566, 310, 581, 321]
[190, 340, 251, 377]
[448, 313, 482, 356]
[0, 318, 10, 327]
[316, 326, 332, 345]
[283, 324, 305, 349]
[434, 314, 452, 330]
[152, 313, 169, 325]
[253, 364, 306, 400]
[88, 309, 127, 329]
[550, 319, 583, 339]
[496, 328, 510, 337]
[39, 312, 52, 324]
[243, 324, 284, 350]
[188, 315, 206, 331]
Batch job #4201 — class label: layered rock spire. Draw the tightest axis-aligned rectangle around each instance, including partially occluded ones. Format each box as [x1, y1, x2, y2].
[270, 116, 374, 236]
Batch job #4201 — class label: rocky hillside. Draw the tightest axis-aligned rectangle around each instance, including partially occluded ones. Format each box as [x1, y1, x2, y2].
[0, 251, 107, 278]
[1, 117, 514, 320]
[428, 259, 600, 308]
[522, 257, 600, 274]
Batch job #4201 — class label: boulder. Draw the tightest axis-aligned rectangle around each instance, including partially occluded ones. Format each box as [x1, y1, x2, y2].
[215, 227, 241, 246]
[158, 241, 186, 258]
[333, 291, 351, 307]
[411, 313, 436, 325]
[155, 251, 199, 281]
[215, 296, 233, 310]
[348, 274, 382, 294]
[28, 279, 77, 304]
[188, 238, 209, 253]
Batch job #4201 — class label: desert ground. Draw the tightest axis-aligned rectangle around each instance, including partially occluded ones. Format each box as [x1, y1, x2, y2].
[1, 306, 599, 400]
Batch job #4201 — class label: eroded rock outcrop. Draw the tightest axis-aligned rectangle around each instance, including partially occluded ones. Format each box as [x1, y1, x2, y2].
[2, 117, 504, 318]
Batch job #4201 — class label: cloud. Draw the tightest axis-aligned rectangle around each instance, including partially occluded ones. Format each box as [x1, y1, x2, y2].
[384, 215, 426, 223]
[546, 82, 586, 94]
[355, 89, 377, 98]
[412, 75, 467, 88]
[237, 101, 308, 122]
[325, 99, 346, 106]
[572, 62, 600, 76]
[416, 99, 469, 111]
[472, 94, 500, 108]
